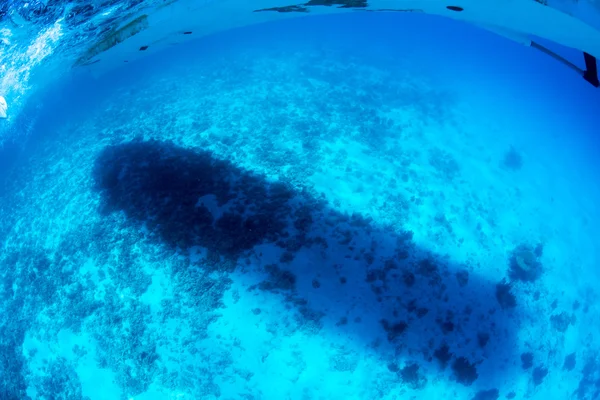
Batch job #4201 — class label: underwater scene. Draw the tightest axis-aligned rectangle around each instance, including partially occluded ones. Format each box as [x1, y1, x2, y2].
[1, 1, 600, 399]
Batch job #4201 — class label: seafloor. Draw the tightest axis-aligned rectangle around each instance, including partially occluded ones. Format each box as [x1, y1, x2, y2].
[1, 26, 599, 400]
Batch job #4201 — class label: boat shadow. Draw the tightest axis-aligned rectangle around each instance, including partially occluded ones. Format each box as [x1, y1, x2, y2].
[93, 138, 521, 396]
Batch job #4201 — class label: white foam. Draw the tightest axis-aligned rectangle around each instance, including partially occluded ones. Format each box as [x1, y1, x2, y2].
[0, 96, 6, 118]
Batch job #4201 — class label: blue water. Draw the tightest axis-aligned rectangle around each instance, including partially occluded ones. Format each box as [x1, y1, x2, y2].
[1, 11, 600, 400]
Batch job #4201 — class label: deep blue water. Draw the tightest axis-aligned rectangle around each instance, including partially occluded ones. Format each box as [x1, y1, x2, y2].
[1, 10, 600, 400]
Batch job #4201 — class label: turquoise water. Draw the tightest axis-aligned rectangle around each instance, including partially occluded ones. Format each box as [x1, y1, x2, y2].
[1, 10, 600, 400]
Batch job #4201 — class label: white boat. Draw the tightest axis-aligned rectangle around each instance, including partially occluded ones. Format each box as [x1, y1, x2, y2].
[72, 0, 600, 86]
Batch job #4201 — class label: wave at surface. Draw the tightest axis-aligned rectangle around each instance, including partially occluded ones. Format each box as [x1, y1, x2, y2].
[0, 0, 169, 143]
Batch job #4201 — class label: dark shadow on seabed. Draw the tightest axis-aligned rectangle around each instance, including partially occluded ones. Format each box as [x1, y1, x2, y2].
[92, 138, 523, 398]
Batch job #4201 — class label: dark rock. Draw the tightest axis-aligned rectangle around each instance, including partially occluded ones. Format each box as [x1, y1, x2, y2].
[563, 353, 576, 371]
[496, 280, 517, 309]
[521, 352, 533, 370]
[434, 344, 452, 368]
[456, 269, 469, 287]
[477, 332, 490, 348]
[452, 357, 478, 386]
[381, 319, 408, 342]
[400, 363, 427, 389]
[550, 312, 573, 333]
[472, 388, 499, 400]
[532, 366, 548, 386]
